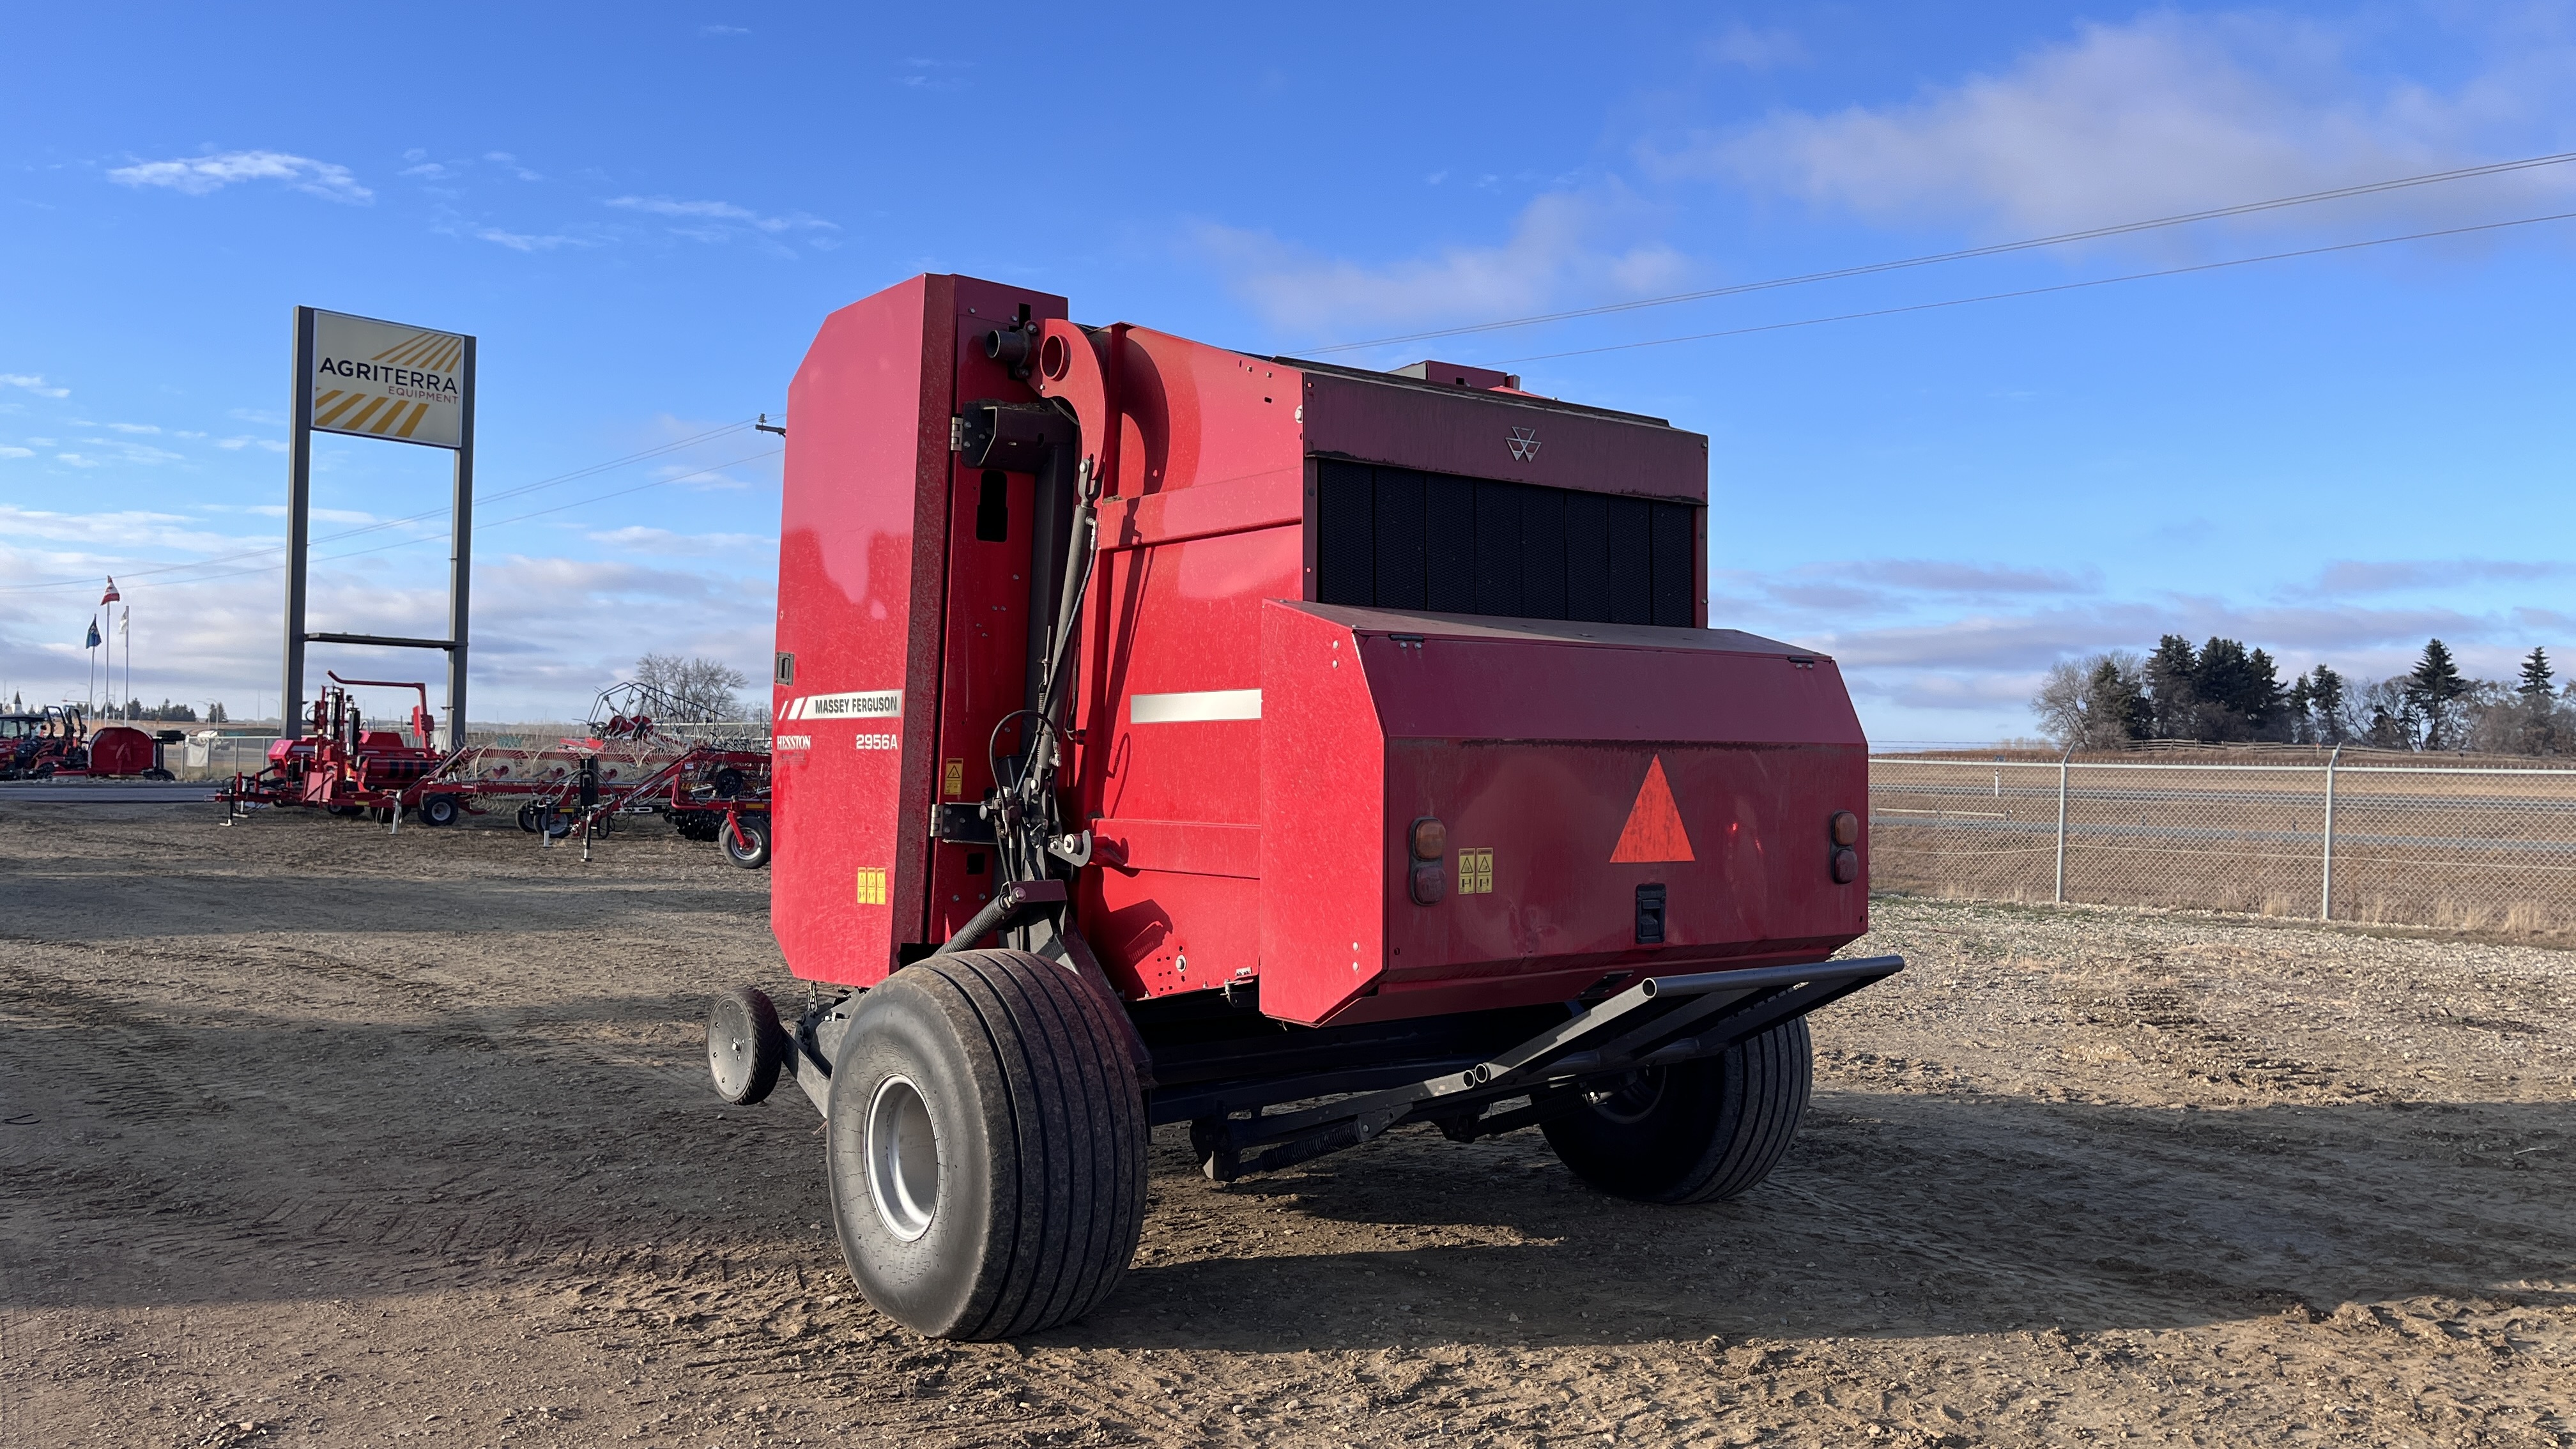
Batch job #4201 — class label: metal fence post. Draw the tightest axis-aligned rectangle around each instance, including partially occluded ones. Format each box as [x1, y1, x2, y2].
[2054, 746, 2071, 904]
[2319, 744, 2342, 921]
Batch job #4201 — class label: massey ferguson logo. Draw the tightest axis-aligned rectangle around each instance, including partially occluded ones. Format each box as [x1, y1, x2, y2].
[1506, 425, 1542, 462]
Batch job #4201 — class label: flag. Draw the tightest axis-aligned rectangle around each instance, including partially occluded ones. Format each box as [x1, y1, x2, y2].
[101, 577, 119, 605]
[119, 606, 129, 639]
[85, 617, 101, 649]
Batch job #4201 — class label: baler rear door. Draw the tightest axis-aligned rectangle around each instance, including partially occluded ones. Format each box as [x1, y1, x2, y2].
[1259, 602, 1869, 1026]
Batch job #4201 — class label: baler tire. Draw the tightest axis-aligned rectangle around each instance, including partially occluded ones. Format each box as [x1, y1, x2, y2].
[706, 986, 788, 1106]
[1540, 1015, 1812, 1205]
[824, 949, 1147, 1341]
[418, 795, 459, 827]
[721, 815, 770, 870]
[516, 804, 540, 833]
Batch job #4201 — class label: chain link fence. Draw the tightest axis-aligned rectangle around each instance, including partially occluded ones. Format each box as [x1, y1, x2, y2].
[1869, 749, 2576, 936]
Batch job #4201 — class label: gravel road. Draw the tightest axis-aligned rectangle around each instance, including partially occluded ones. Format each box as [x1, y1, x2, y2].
[4, 801, 2570, 1447]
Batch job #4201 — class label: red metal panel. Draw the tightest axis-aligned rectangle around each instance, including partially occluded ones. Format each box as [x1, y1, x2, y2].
[771, 275, 958, 988]
[1257, 602, 1388, 1023]
[1257, 602, 1867, 1026]
[1301, 371, 1706, 502]
[1070, 326, 1308, 999]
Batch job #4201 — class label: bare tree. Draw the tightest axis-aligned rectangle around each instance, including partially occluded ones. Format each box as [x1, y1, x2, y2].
[634, 653, 749, 720]
[2032, 651, 2148, 749]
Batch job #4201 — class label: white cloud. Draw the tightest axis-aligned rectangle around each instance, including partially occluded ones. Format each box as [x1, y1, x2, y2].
[702, 24, 749, 36]
[484, 151, 544, 181]
[477, 227, 587, 252]
[588, 525, 770, 555]
[103, 422, 160, 434]
[108, 150, 372, 204]
[0, 445, 31, 459]
[1, 374, 70, 399]
[1673, 13, 2576, 238]
[1198, 187, 1690, 339]
[604, 195, 838, 241]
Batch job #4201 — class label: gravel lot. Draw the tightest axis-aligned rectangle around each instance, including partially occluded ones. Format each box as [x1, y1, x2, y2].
[4, 799, 2571, 1447]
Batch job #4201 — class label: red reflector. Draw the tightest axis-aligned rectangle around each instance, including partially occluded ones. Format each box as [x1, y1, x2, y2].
[1830, 847, 1859, 884]
[1409, 859, 1448, 905]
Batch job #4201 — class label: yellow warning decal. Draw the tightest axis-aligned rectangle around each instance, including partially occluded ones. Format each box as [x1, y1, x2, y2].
[1457, 848, 1494, 895]
[855, 867, 888, 905]
[943, 758, 965, 797]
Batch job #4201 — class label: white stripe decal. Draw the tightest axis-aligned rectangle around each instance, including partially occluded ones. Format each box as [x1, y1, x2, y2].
[779, 689, 903, 723]
[1131, 688, 1262, 724]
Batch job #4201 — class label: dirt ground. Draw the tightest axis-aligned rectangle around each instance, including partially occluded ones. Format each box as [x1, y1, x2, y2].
[4, 799, 2572, 1448]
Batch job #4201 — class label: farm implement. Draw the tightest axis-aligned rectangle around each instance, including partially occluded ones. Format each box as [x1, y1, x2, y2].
[218, 674, 468, 823]
[1, 703, 183, 781]
[700, 273, 1904, 1340]
[221, 674, 772, 865]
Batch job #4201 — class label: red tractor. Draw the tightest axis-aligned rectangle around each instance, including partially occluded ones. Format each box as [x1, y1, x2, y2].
[703, 275, 1898, 1340]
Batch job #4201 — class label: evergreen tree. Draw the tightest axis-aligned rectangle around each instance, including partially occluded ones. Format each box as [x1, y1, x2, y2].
[2520, 647, 2556, 697]
[2285, 675, 2314, 743]
[2145, 634, 2200, 739]
[2103, 659, 2150, 740]
[2308, 665, 2347, 744]
[208, 702, 228, 724]
[2406, 638, 2469, 749]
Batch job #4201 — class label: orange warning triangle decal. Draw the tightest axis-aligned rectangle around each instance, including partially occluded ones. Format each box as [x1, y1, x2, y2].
[1611, 755, 1694, 863]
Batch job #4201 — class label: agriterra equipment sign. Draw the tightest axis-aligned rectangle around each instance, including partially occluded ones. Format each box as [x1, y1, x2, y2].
[308, 310, 468, 448]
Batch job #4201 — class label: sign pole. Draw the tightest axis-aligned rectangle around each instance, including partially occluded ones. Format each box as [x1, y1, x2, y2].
[281, 305, 317, 735]
[447, 335, 476, 750]
[280, 306, 473, 749]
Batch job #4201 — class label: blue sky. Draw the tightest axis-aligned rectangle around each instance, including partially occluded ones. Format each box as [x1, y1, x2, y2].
[3, 3, 2571, 737]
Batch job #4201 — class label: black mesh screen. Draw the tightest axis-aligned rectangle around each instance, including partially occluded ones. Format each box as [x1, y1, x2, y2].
[1314, 461, 1697, 626]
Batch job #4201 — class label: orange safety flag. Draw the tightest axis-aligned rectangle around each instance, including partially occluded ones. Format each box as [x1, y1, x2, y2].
[1610, 755, 1694, 862]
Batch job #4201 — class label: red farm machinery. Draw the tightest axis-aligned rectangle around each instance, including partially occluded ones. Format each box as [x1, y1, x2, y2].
[702, 273, 1901, 1340]
[220, 674, 469, 824]
[0, 703, 181, 780]
[220, 674, 772, 862]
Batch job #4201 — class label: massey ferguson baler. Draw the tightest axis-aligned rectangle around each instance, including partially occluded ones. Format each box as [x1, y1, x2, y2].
[707, 273, 1901, 1340]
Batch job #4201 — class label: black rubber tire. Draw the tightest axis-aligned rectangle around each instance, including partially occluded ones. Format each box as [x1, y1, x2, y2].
[372, 805, 397, 825]
[825, 949, 1147, 1340]
[326, 803, 362, 818]
[721, 815, 770, 870]
[706, 986, 788, 1106]
[142, 768, 175, 781]
[418, 795, 459, 827]
[711, 767, 746, 799]
[1541, 1015, 1812, 1204]
[516, 804, 540, 833]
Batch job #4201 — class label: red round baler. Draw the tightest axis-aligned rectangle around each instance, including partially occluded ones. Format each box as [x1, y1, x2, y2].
[703, 273, 1905, 1340]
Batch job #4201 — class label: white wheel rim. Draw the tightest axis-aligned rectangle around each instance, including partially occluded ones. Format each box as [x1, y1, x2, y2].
[864, 1075, 940, 1242]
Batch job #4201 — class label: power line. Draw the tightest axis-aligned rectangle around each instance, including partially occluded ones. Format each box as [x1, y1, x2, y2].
[1313, 148, 2576, 355]
[1499, 207, 2576, 364]
[1, 418, 770, 594]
